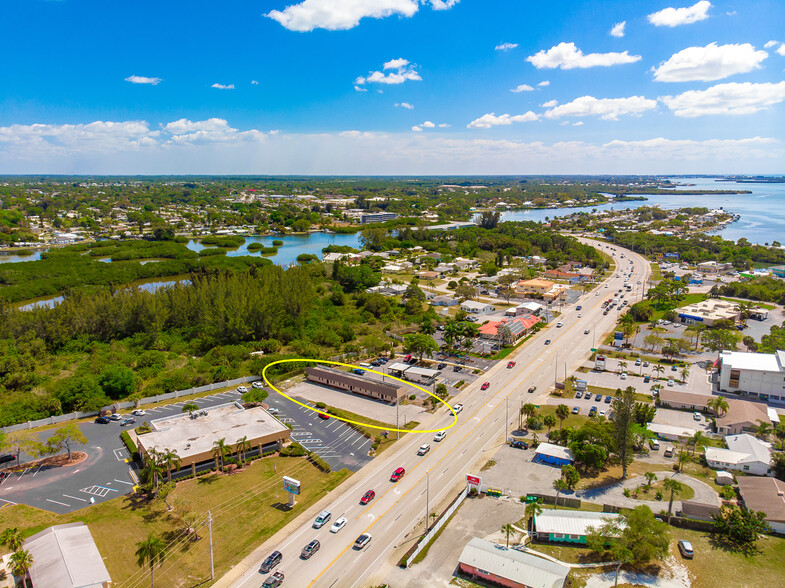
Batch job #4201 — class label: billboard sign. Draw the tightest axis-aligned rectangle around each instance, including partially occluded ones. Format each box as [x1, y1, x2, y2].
[282, 476, 301, 495]
[466, 475, 481, 487]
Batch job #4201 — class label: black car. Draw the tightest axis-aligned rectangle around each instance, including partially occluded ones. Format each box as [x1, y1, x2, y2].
[510, 440, 529, 450]
[437, 363, 446, 370]
[0, 454, 14, 465]
[260, 551, 282, 573]
[95, 416, 111, 424]
[300, 539, 320, 560]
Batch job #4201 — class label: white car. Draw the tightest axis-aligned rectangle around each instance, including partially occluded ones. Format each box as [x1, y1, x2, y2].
[577, 313, 582, 318]
[237, 386, 248, 393]
[330, 517, 347, 533]
[267, 407, 279, 415]
[556, 322, 563, 328]
[417, 443, 431, 456]
[452, 404, 463, 414]
[132, 409, 146, 416]
[668, 379, 675, 386]
[252, 381, 264, 389]
[620, 372, 627, 380]
[354, 533, 372, 550]
[434, 431, 447, 442]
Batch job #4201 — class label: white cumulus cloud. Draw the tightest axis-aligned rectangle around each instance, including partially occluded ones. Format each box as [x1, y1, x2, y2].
[467, 112, 539, 128]
[355, 58, 421, 85]
[251, 80, 260, 85]
[610, 22, 626, 37]
[652, 42, 768, 82]
[125, 75, 162, 85]
[211, 83, 235, 90]
[162, 118, 265, 144]
[527, 42, 641, 69]
[538, 81, 550, 86]
[495, 42, 518, 52]
[778, 44, 785, 57]
[648, 1, 711, 27]
[266, 0, 457, 32]
[395, 102, 414, 109]
[542, 99, 558, 107]
[438, 123, 450, 127]
[510, 84, 534, 93]
[544, 96, 657, 120]
[764, 40, 779, 49]
[660, 81, 785, 117]
[422, 120, 435, 128]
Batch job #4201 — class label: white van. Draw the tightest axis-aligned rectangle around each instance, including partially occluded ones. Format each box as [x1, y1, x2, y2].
[649, 439, 660, 450]
[663, 446, 674, 458]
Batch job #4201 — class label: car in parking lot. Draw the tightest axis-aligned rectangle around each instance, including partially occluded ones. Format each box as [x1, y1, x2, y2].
[121, 418, 136, 426]
[318, 412, 330, 419]
[605, 395, 612, 403]
[643, 361, 649, 367]
[635, 359, 641, 366]
[360, 490, 375, 505]
[671, 365, 678, 372]
[452, 403, 463, 414]
[481, 382, 490, 390]
[668, 379, 674, 386]
[434, 431, 447, 442]
[330, 517, 347, 533]
[584, 392, 592, 400]
[390, 467, 405, 482]
[589, 407, 597, 416]
[509, 440, 528, 450]
[300, 539, 320, 560]
[260, 551, 282, 573]
[453, 365, 462, 372]
[544, 339, 551, 345]
[599, 410, 606, 417]
[507, 361, 516, 368]
[354, 533, 372, 550]
[643, 376, 650, 383]
[267, 407, 279, 415]
[252, 381, 264, 389]
[693, 412, 702, 421]
[572, 406, 580, 414]
[417, 443, 431, 456]
[594, 395, 602, 402]
[678, 540, 694, 559]
[237, 386, 248, 393]
[437, 363, 447, 370]
[262, 571, 285, 588]
[132, 409, 146, 416]
[313, 510, 331, 529]
[109, 413, 122, 421]
[575, 391, 582, 399]
[95, 416, 110, 424]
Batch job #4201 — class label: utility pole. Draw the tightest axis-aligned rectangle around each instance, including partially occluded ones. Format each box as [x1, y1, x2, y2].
[396, 401, 400, 440]
[505, 395, 509, 440]
[554, 351, 559, 385]
[208, 511, 214, 580]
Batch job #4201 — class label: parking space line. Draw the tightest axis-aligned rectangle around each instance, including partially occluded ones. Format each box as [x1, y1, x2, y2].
[46, 499, 71, 507]
[32, 465, 43, 477]
[62, 494, 88, 502]
[0, 498, 16, 508]
[114, 478, 135, 486]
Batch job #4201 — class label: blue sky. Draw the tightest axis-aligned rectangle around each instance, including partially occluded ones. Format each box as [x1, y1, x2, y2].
[1, 0, 784, 174]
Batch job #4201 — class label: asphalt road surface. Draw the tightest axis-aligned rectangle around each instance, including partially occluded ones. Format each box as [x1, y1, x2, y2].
[220, 239, 650, 588]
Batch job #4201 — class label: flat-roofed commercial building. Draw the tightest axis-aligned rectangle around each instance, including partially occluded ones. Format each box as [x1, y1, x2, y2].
[360, 212, 398, 224]
[135, 403, 290, 476]
[719, 350, 785, 401]
[677, 299, 740, 327]
[306, 366, 407, 403]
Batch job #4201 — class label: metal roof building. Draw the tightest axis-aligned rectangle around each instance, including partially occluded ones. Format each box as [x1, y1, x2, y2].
[457, 538, 569, 588]
[533, 443, 575, 465]
[24, 523, 111, 588]
[533, 510, 622, 544]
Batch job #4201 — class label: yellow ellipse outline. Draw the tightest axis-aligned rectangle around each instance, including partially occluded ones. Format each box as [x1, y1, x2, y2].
[261, 358, 457, 434]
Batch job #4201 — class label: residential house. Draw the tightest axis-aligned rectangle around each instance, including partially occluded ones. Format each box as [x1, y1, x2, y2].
[478, 315, 540, 344]
[534, 443, 574, 466]
[457, 538, 569, 588]
[704, 433, 773, 476]
[533, 510, 621, 545]
[657, 390, 710, 411]
[460, 300, 495, 315]
[431, 295, 459, 307]
[736, 477, 785, 534]
[716, 398, 774, 435]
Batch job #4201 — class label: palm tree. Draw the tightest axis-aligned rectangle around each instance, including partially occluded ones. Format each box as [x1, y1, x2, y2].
[677, 448, 690, 472]
[754, 420, 773, 441]
[9, 549, 33, 580]
[644, 471, 657, 488]
[553, 479, 569, 505]
[141, 450, 164, 494]
[525, 499, 543, 527]
[443, 320, 461, 351]
[158, 448, 181, 484]
[521, 403, 537, 429]
[691, 431, 707, 456]
[135, 533, 166, 588]
[663, 478, 683, 524]
[653, 365, 665, 380]
[680, 366, 690, 383]
[236, 435, 252, 463]
[212, 438, 228, 469]
[181, 401, 199, 416]
[555, 404, 570, 429]
[0, 527, 23, 551]
[618, 361, 628, 374]
[543, 414, 557, 434]
[708, 395, 729, 417]
[501, 523, 515, 548]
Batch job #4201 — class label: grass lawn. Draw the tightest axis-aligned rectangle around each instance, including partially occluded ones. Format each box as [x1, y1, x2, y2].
[536, 404, 590, 430]
[669, 527, 785, 588]
[630, 478, 695, 502]
[0, 456, 350, 586]
[649, 262, 662, 281]
[720, 296, 776, 310]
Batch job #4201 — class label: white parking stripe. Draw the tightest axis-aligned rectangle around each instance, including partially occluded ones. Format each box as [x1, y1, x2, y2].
[114, 478, 135, 486]
[62, 494, 88, 502]
[46, 499, 70, 507]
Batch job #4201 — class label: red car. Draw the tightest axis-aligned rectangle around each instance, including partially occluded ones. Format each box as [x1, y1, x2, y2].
[481, 382, 490, 390]
[507, 361, 516, 368]
[390, 467, 405, 482]
[318, 412, 330, 419]
[360, 490, 375, 505]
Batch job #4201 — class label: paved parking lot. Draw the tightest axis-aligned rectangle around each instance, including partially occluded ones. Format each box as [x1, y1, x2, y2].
[264, 393, 374, 472]
[0, 388, 248, 514]
[579, 358, 712, 396]
[652, 407, 711, 432]
[480, 444, 562, 498]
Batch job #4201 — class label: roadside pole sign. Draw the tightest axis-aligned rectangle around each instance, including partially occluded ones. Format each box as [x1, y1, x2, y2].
[283, 475, 301, 507]
[466, 474, 481, 488]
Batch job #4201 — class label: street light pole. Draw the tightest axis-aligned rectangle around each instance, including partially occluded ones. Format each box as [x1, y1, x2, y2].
[425, 471, 430, 531]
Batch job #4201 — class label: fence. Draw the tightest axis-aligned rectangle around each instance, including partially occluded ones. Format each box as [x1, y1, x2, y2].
[527, 493, 581, 509]
[0, 375, 261, 434]
[402, 486, 468, 568]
